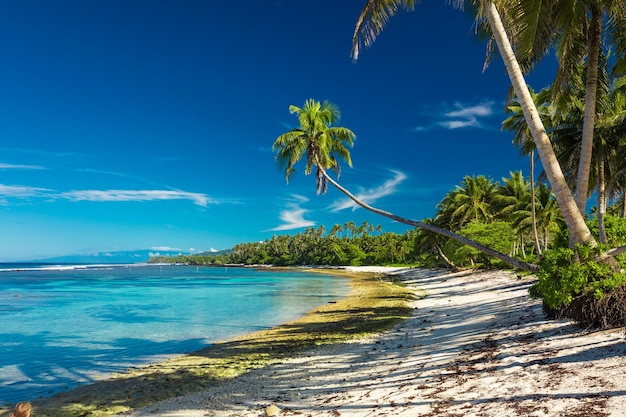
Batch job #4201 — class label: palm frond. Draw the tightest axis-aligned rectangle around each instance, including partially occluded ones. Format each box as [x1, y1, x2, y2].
[351, 0, 416, 60]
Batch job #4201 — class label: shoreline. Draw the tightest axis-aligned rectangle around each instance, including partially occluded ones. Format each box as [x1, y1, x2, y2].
[4, 266, 415, 417]
[117, 267, 626, 416]
[6, 266, 626, 416]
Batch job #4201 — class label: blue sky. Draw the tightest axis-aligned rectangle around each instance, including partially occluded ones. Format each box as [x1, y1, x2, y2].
[0, 1, 556, 261]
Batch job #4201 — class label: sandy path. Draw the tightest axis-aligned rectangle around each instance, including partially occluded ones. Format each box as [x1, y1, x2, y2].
[118, 268, 626, 417]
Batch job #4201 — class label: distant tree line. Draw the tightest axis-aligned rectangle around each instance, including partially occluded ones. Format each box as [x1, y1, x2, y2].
[149, 221, 423, 267]
[149, 171, 626, 270]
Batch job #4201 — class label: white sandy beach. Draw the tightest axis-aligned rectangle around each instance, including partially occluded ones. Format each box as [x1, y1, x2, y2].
[117, 267, 626, 417]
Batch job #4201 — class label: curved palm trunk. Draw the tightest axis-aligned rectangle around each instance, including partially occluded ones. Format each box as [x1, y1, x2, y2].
[435, 245, 458, 271]
[315, 159, 538, 272]
[575, 5, 602, 215]
[484, 1, 596, 249]
[530, 150, 542, 256]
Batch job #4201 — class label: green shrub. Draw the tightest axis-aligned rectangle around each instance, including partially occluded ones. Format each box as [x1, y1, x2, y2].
[530, 245, 626, 309]
[443, 221, 514, 268]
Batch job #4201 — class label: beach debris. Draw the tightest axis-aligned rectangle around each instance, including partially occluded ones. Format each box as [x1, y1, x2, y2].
[263, 404, 281, 416]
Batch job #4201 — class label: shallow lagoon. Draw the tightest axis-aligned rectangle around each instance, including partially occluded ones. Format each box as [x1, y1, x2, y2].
[0, 264, 349, 403]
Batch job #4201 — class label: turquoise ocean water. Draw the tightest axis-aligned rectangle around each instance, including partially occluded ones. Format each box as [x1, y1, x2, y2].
[0, 263, 349, 404]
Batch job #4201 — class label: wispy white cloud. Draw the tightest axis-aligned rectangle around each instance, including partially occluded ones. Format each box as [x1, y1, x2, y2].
[413, 100, 496, 132]
[60, 189, 214, 207]
[0, 184, 52, 198]
[438, 119, 481, 129]
[0, 163, 45, 170]
[0, 176, 218, 207]
[329, 169, 407, 212]
[445, 102, 494, 119]
[268, 194, 316, 231]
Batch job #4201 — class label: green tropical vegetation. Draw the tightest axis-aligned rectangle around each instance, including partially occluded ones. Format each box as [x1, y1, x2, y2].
[349, 0, 626, 327]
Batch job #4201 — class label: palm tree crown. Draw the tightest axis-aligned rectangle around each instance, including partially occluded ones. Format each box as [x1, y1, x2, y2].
[273, 99, 356, 194]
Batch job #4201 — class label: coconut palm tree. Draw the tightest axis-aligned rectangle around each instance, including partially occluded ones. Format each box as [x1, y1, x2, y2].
[502, 87, 553, 255]
[350, 0, 597, 251]
[593, 76, 626, 241]
[512, 183, 563, 253]
[494, 171, 529, 220]
[435, 188, 461, 232]
[533, 64, 626, 244]
[451, 175, 497, 227]
[274, 98, 538, 272]
[434, 176, 497, 232]
[330, 223, 344, 238]
[273, 99, 356, 195]
[493, 171, 533, 256]
[500, 0, 626, 215]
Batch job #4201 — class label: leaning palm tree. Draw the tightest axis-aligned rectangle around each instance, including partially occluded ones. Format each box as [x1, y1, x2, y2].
[273, 99, 356, 195]
[351, 0, 597, 251]
[273, 98, 537, 272]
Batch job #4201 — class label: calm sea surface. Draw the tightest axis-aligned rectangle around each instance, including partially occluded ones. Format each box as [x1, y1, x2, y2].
[0, 263, 349, 404]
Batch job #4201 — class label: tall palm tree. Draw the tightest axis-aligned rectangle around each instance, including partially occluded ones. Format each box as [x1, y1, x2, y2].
[329, 223, 344, 238]
[493, 171, 534, 256]
[500, 0, 626, 215]
[344, 220, 357, 239]
[537, 65, 626, 244]
[512, 183, 563, 253]
[273, 99, 356, 195]
[593, 76, 626, 241]
[350, 0, 597, 250]
[493, 171, 529, 219]
[274, 98, 537, 272]
[502, 88, 552, 255]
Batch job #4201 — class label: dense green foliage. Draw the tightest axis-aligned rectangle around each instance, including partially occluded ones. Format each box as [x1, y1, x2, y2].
[530, 246, 626, 309]
[443, 221, 515, 269]
[432, 172, 563, 268]
[527, 216, 626, 328]
[150, 222, 427, 267]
